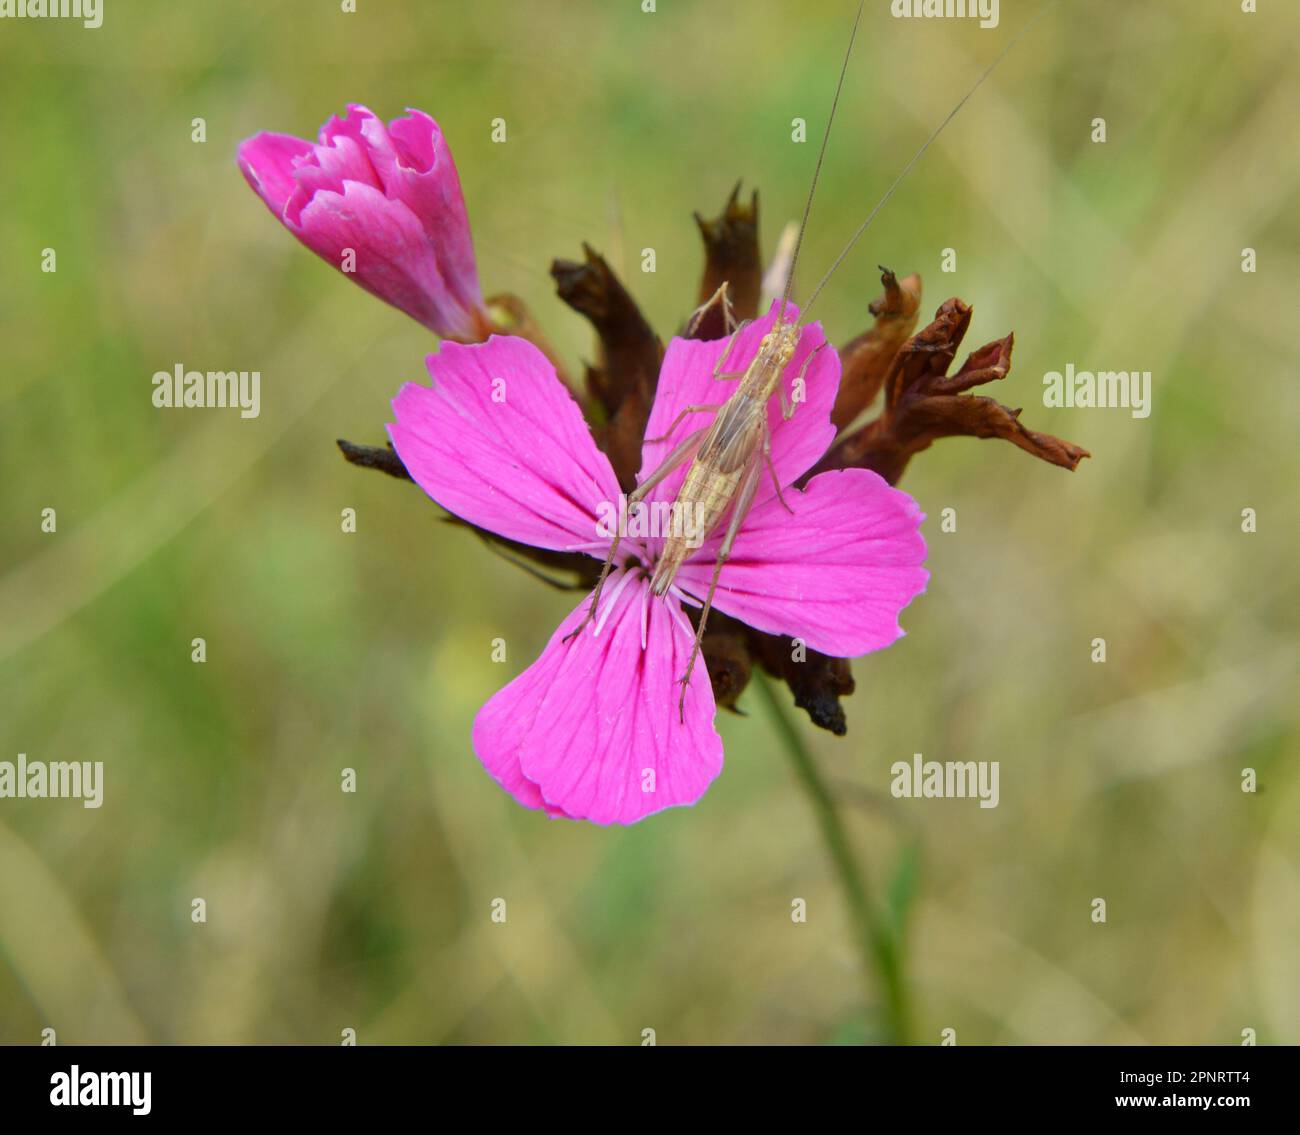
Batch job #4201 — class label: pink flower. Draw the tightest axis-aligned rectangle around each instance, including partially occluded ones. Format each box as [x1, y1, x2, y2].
[238, 105, 489, 341]
[388, 303, 928, 824]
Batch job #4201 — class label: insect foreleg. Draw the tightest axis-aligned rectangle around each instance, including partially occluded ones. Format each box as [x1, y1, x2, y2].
[782, 339, 829, 420]
[712, 318, 752, 380]
[564, 426, 709, 643]
[676, 447, 765, 722]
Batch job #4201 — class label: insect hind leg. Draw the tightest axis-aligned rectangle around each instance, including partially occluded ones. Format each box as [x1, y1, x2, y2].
[676, 450, 764, 722]
[565, 426, 710, 643]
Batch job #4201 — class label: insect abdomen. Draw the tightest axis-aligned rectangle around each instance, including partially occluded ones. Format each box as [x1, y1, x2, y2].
[649, 459, 740, 595]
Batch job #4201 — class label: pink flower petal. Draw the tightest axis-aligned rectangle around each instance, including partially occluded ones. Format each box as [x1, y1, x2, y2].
[674, 468, 928, 657]
[389, 335, 621, 552]
[469, 631, 573, 819]
[319, 105, 482, 321]
[473, 574, 724, 825]
[637, 301, 838, 518]
[284, 134, 382, 227]
[237, 132, 315, 217]
[318, 103, 379, 150]
[365, 108, 483, 320]
[295, 180, 474, 337]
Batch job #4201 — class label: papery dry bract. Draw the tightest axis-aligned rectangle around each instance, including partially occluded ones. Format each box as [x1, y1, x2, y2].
[833, 268, 923, 428]
[695, 182, 763, 319]
[813, 297, 1090, 486]
[551, 244, 664, 492]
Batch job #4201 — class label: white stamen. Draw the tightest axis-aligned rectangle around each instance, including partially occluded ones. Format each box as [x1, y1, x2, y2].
[592, 568, 638, 637]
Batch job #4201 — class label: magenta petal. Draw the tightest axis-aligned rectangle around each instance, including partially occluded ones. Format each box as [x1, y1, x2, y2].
[474, 575, 724, 825]
[318, 103, 379, 150]
[470, 635, 572, 818]
[637, 301, 838, 513]
[237, 132, 315, 217]
[365, 109, 483, 320]
[389, 335, 621, 552]
[675, 468, 928, 657]
[320, 105, 482, 320]
[284, 133, 382, 225]
[294, 181, 473, 337]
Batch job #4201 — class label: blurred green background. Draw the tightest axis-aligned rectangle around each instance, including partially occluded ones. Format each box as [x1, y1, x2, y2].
[2, 0, 1297, 1045]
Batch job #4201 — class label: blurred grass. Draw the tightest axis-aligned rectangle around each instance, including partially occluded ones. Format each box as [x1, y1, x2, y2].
[1, 0, 1297, 1044]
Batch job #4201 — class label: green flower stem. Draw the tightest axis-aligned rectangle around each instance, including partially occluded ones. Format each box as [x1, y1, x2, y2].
[752, 669, 910, 1045]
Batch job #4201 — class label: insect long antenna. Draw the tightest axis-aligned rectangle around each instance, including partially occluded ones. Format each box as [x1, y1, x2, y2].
[802, 0, 1061, 316]
[778, 0, 866, 325]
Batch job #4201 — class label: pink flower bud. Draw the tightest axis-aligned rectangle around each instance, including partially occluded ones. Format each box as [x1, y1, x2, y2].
[238, 105, 488, 341]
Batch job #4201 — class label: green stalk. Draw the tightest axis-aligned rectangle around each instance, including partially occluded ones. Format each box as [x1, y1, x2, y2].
[752, 669, 910, 1044]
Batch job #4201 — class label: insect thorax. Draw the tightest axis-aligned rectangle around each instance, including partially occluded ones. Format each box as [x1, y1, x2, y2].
[742, 322, 800, 401]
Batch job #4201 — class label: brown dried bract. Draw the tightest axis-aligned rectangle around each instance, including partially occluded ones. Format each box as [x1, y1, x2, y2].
[702, 612, 852, 734]
[700, 616, 753, 713]
[336, 438, 413, 481]
[695, 182, 761, 321]
[550, 244, 663, 492]
[831, 267, 922, 429]
[812, 298, 1090, 487]
[745, 628, 856, 736]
